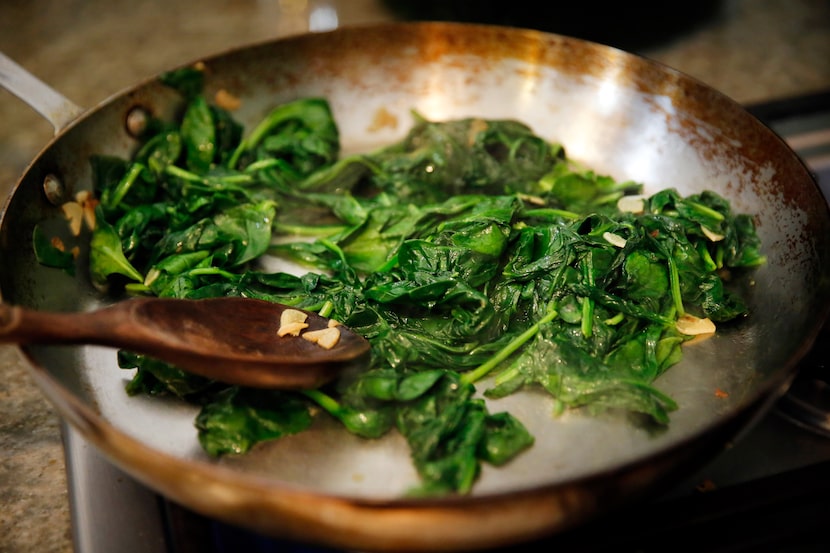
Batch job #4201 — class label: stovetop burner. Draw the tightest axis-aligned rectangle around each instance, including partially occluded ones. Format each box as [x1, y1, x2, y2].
[777, 322, 830, 438]
[62, 91, 830, 553]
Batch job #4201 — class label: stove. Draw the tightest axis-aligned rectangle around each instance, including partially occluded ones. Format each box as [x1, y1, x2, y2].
[62, 91, 830, 553]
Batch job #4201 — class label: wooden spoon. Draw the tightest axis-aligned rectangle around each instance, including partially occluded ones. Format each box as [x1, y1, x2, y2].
[0, 297, 370, 389]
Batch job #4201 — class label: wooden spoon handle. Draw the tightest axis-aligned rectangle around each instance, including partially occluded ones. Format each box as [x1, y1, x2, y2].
[0, 301, 132, 347]
[0, 298, 369, 389]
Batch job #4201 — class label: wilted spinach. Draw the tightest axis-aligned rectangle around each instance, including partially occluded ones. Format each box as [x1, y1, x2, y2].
[39, 65, 765, 496]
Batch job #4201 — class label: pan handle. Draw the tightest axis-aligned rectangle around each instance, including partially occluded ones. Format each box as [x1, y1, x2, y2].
[0, 51, 85, 134]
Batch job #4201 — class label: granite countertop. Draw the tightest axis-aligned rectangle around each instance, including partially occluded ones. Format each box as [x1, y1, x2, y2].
[1, 1, 829, 551]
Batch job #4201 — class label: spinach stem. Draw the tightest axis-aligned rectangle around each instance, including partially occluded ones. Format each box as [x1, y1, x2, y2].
[522, 208, 580, 220]
[318, 300, 334, 318]
[165, 164, 202, 182]
[107, 162, 146, 209]
[667, 256, 685, 316]
[593, 191, 624, 206]
[189, 267, 238, 279]
[687, 200, 725, 221]
[273, 221, 347, 237]
[714, 244, 725, 269]
[696, 242, 717, 272]
[462, 307, 559, 385]
[124, 282, 152, 295]
[301, 388, 338, 413]
[214, 174, 255, 184]
[581, 253, 595, 338]
[604, 312, 625, 325]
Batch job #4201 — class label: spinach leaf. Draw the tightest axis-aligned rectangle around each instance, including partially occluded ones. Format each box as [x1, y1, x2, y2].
[89, 206, 144, 290]
[151, 200, 276, 268]
[32, 225, 76, 276]
[395, 372, 533, 496]
[181, 95, 216, 173]
[120, 350, 214, 398]
[228, 97, 339, 178]
[195, 387, 313, 457]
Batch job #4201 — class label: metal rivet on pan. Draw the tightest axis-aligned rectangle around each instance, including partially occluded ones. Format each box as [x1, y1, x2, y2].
[42, 173, 65, 205]
[125, 106, 149, 137]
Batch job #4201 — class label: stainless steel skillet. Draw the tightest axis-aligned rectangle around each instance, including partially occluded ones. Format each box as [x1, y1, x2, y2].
[1, 21, 828, 552]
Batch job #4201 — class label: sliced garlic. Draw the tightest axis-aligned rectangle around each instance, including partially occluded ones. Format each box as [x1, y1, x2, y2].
[676, 314, 716, 336]
[277, 321, 309, 337]
[83, 207, 97, 231]
[144, 268, 160, 287]
[280, 309, 308, 326]
[617, 195, 646, 214]
[327, 319, 341, 328]
[76, 190, 98, 231]
[278, 309, 309, 337]
[701, 225, 725, 242]
[518, 193, 546, 206]
[215, 89, 241, 111]
[61, 201, 84, 236]
[302, 327, 341, 349]
[603, 231, 627, 248]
